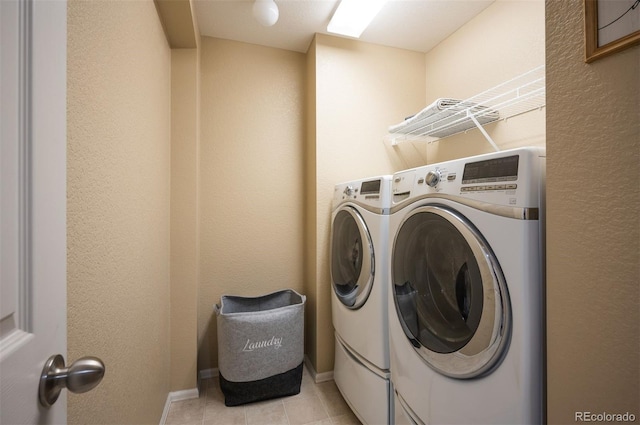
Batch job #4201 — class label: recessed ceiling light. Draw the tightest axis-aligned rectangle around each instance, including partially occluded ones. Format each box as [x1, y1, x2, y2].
[327, 0, 388, 38]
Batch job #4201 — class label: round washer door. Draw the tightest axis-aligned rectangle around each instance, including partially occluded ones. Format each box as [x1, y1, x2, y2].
[331, 206, 374, 309]
[392, 205, 511, 378]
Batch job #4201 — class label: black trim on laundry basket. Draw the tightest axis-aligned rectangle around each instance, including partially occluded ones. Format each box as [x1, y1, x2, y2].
[219, 362, 303, 406]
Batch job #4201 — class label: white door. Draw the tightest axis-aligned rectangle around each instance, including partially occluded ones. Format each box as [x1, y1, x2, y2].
[1, 0, 67, 423]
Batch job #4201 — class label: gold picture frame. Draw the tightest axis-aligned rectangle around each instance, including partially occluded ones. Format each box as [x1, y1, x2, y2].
[585, 0, 640, 62]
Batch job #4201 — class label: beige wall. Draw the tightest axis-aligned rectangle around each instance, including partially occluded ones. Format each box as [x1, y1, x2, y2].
[67, 0, 172, 423]
[307, 34, 426, 373]
[170, 48, 200, 391]
[545, 1, 640, 422]
[423, 0, 546, 163]
[304, 40, 319, 369]
[197, 37, 306, 372]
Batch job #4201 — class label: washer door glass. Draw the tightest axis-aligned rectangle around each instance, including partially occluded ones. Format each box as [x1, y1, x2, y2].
[392, 205, 511, 378]
[331, 207, 374, 309]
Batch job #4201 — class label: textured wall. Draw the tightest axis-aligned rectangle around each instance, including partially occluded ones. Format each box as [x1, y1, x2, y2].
[198, 37, 306, 372]
[67, 1, 172, 423]
[423, 0, 546, 163]
[546, 0, 640, 422]
[170, 48, 200, 391]
[304, 40, 319, 369]
[309, 34, 426, 373]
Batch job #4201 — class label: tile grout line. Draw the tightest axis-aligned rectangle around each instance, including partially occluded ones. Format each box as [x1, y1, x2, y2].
[282, 399, 291, 425]
[316, 386, 333, 423]
[200, 379, 207, 425]
[203, 378, 212, 425]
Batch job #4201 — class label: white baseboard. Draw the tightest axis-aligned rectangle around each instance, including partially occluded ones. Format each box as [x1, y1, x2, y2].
[304, 355, 334, 383]
[199, 367, 219, 380]
[171, 387, 200, 401]
[159, 387, 200, 425]
[159, 397, 171, 425]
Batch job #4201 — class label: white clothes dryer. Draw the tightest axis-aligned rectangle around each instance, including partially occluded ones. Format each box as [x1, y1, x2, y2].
[331, 175, 393, 425]
[388, 148, 545, 424]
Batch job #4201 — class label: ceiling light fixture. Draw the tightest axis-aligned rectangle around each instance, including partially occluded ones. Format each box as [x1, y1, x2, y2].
[253, 0, 279, 27]
[327, 0, 387, 38]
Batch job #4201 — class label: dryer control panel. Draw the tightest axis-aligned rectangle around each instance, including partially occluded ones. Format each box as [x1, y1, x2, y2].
[333, 175, 392, 212]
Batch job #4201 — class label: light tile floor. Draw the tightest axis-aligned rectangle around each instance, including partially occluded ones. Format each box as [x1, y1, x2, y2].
[165, 366, 361, 425]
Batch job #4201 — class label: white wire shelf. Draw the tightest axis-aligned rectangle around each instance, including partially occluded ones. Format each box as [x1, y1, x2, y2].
[386, 65, 545, 149]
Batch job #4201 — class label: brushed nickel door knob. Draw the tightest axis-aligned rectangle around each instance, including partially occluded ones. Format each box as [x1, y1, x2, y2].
[39, 354, 105, 407]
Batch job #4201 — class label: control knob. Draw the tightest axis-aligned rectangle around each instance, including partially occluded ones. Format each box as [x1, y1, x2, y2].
[343, 185, 355, 196]
[425, 170, 441, 187]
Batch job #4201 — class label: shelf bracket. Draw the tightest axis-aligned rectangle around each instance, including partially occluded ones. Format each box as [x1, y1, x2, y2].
[469, 114, 500, 152]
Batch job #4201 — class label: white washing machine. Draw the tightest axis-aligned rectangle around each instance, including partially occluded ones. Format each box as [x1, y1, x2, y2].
[388, 147, 545, 424]
[331, 175, 393, 425]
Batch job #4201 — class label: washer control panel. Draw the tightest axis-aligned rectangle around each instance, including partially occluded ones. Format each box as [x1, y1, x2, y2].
[424, 170, 441, 187]
[392, 148, 544, 209]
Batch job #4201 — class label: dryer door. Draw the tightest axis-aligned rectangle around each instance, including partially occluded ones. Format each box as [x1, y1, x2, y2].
[392, 205, 511, 378]
[331, 206, 374, 309]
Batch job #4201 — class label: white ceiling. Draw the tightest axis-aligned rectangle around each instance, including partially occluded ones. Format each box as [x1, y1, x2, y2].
[193, 0, 495, 53]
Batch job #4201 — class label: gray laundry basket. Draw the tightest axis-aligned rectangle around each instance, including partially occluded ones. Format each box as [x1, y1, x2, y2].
[214, 289, 306, 406]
